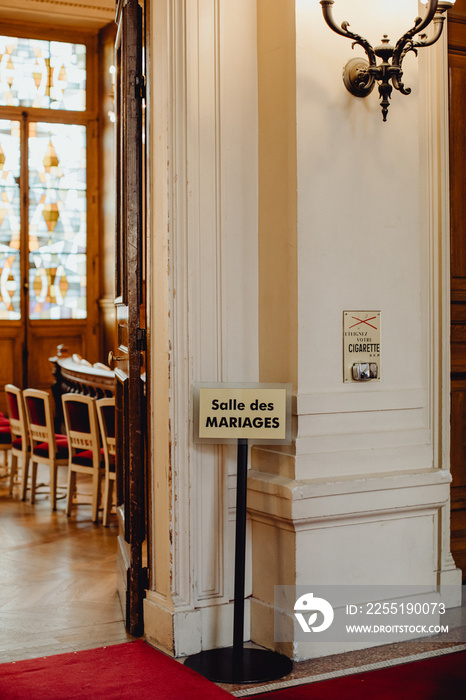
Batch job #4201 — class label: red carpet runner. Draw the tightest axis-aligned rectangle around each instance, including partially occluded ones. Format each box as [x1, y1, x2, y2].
[254, 650, 466, 699]
[2, 642, 465, 699]
[0, 640, 232, 699]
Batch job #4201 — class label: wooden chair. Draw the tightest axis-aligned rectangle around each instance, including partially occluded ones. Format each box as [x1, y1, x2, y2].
[0, 408, 11, 472]
[5, 384, 29, 499]
[96, 397, 116, 526]
[23, 388, 69, 510]
[62, 394, 105, 523]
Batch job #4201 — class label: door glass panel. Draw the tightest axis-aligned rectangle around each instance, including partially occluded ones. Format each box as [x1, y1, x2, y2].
[28, 121, 87, 320]
[0, 119, 21, 320]
[0, 36, 86, 111]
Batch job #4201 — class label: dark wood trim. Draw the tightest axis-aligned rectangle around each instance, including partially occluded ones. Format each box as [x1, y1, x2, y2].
[115, 0, 146, 638]
[0, 19, 100, 41]
[50, 355, 115, 396]
[49, 351, 115, 431]
[452, 486, 466, 510]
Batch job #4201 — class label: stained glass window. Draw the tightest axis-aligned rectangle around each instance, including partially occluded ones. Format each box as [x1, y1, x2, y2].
[0, 36, 86, 111]
[0, 30, 89, 323]
[0, 119, 21, 320]
[28, 122, 87, 320]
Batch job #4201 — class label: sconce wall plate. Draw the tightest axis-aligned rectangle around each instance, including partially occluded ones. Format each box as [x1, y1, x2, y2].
[343, 57, 376, 98]
[320, 0, 456, 121]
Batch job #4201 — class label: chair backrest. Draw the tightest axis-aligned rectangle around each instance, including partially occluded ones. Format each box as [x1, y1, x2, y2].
[23, 388, 57, 455]
[5, 384, 28, 444]
[96, 397, 116, 468]
[62, 393, 100, 465]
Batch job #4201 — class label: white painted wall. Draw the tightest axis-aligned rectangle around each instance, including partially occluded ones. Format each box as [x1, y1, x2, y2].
[295, 2, 424, 477]
[249, 1, 462, 660]
[144, 0, 462, 661]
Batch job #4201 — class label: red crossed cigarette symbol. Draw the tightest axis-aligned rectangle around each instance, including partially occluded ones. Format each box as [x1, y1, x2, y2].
[349, 316, 378, 330]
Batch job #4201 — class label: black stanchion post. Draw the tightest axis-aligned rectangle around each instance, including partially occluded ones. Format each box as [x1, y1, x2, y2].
[233, 438, 248, 656]
[184, 438, 293, 684]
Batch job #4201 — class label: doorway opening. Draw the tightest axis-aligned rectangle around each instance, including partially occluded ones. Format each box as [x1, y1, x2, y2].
[0, 3, 149, 646]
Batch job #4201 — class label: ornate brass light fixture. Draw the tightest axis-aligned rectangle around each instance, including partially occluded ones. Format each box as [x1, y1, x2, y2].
[320, 1, 456, 121]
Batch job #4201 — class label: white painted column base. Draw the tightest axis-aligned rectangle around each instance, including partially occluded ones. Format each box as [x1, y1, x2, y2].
[248, 468, 462, 661]
[144, 593, 251, 658]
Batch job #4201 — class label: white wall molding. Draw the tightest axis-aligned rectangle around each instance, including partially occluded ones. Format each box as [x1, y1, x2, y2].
[418, 6, 451, 474]
[185, 0, 229, 606]
[184, 0, 259, 611]
[296, 388, 426, 415]
[146, 0, 258, 653]
[418, 10, 461, 587]
[144, 593, 251, 657]
[248, 468, 452, 525]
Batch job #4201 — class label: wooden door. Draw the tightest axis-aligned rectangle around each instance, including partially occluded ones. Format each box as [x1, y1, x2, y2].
[113, 0, 147, 636]
[0, 29, 100, 414]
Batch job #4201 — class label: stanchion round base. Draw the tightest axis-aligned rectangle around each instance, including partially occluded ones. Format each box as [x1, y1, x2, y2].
[184, 646, 293, 684]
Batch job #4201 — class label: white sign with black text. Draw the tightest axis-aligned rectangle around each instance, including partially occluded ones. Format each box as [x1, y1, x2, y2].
[343, 311, 381, 382]
[194, 383, 292, 444]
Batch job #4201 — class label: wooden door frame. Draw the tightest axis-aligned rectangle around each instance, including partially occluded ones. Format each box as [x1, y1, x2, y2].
[114, 0, 147, 637]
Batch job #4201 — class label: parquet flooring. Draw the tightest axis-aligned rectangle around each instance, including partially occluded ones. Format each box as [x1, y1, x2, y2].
[0, 464, 134, 664]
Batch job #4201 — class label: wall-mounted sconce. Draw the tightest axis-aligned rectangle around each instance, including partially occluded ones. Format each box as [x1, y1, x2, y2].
[320, 1, 456, 121]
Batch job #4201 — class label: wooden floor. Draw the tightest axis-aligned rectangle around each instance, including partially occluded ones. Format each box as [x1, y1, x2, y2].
[0, 463, 134, 664]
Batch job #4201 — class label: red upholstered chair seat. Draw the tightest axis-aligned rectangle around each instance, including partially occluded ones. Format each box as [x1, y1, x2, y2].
[0, 417, 11, 472]
[33, 435, 68, 460]
[24, 388, 68, 510]
[0, 424, 12, 443]
[96, 398, 116, 526]
[62, 394, 104, 523]
[5, 385, 29, 499]
[72, 448, 106, 467]
[12, 437, 30, 450]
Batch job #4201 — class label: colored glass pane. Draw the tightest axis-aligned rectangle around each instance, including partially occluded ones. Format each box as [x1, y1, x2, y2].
[0, 36, 86, 110]
[28, 122, 87, 320]
[0, 119, 21, 320]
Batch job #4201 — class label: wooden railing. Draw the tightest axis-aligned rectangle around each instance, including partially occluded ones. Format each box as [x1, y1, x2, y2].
[49, 346, 115, 432]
